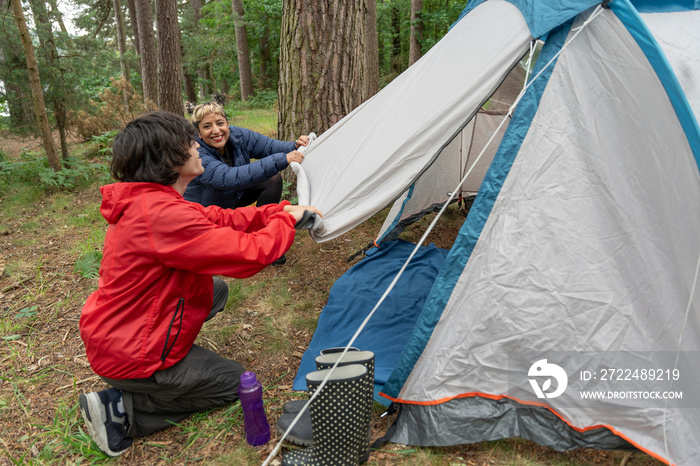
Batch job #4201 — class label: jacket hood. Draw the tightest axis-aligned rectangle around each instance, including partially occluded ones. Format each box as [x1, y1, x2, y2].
[100, 183, 178, 224]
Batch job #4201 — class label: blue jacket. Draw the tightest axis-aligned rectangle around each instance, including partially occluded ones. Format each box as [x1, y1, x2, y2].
[184, 126, 296, 209]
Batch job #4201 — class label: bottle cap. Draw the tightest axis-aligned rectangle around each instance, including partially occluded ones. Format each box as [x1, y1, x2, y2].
[240, 371, 258, 388]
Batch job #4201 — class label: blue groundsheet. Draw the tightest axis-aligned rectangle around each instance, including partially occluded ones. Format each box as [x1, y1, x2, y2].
[292, 239, 449, 405]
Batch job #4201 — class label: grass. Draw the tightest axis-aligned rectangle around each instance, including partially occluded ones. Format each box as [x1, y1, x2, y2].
[228, 107, 278, 138]
[2, 184, 43, 213]
[0, 110, 664, 465]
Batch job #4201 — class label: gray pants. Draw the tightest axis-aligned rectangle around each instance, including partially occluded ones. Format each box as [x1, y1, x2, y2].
[102, 278, 245, 437]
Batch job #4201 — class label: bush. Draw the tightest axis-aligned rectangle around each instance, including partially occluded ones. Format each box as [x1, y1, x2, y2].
[0, 115, 10, 131]
[69, 76, 153, 141]
[235, 90, 278, 110]
[0, 152, 109, 191]
[74, 249, 103, 279]
[87, 129, 120, 158]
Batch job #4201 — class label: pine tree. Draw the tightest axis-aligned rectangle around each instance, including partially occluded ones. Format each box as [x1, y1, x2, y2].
[232, 0, 253, 101]
[278, 0, 367, 140]
[156, 0, 184, 113]
[10, 0, 60, 171]
[134, 0, 157, 107]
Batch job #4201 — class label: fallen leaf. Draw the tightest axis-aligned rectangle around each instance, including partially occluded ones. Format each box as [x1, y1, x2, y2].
[145, 441, 173, 446]
[73, 357, 91, 368]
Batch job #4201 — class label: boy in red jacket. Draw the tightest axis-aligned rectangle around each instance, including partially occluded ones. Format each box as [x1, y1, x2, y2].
[78, 111, 321, 456]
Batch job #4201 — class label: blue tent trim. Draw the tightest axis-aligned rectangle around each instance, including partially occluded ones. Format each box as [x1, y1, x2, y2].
[458, 0, 700, 40]
[377, 184, 415, 244]
[611, 0, 700, 169]
[381, 20, 573, 400]
[630, 0, 700, 12]
[457, 0, 598, 38]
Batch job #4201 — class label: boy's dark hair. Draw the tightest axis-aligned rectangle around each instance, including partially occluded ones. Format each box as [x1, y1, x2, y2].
[111, 111, 195, 185]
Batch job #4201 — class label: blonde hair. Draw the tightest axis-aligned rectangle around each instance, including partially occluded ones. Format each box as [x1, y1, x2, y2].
[190, 102, 228, 130]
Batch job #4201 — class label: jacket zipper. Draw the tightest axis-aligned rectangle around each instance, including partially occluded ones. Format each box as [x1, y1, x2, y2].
[161, 298, 185, 362]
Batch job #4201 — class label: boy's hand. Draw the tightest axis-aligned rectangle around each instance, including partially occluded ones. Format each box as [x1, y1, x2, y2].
[283, 205, 322, 223]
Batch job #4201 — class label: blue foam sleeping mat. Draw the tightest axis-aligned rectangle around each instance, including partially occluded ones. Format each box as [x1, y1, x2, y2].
[292, 239, 449, 405]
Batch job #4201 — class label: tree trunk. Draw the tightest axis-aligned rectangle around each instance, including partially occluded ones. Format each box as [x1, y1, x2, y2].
[10, 0, 60, 171]
[29, 0, 69, 160]
[376, 0, 385, 73]
[0, 0, 33, 127]
[47, 0, 73, 47]
[5, 84, 34, 127]
[191, 0, 210, 99]
[390, 2, 402, 73]
[231, 0, 253, 101]
[278, 0, 367, 141]
[113, 0, 131, 111]
[198, 69, 210, 99]
[208, 49, 217, 94]
[408, 0, 423, 66]
[156, 0, 184, 114]
[135, 0, 158, 107]
[126, 0, 142, 87]
[259, 19, 271, 88]
[364, 0, 378, 100]
[183, 66, 198, 103]
[54, 100, 68, 158]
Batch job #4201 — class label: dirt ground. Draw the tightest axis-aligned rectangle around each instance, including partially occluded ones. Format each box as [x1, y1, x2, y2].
[0, 186, 462, 464]
[0, 134, 663, 465]
[0, 130, 82, 158]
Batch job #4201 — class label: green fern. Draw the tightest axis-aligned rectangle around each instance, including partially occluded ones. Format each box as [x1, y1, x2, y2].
[74, 250, 103, 279]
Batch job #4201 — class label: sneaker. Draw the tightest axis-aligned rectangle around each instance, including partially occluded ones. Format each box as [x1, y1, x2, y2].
[272, 254, 287, 266]
[79, 388, 133, 456]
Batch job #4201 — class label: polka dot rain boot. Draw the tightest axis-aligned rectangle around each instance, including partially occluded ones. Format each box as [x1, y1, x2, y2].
[316, 351, 375, 463]
[281, 364, 369, 466]
[278, 350, 375, 461]
[281, 347, 360, 418]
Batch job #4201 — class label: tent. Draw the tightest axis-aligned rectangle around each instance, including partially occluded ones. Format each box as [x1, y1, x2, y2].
[291, 0, 700, 464]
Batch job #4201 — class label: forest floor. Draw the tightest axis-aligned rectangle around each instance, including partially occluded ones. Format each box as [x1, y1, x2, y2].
[0, 132, 664, 465]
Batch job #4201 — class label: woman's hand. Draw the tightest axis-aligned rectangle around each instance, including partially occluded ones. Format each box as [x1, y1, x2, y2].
[295, 135, 310, 148]
[283, 205, 322, 223]
[286, 150, 304, 164]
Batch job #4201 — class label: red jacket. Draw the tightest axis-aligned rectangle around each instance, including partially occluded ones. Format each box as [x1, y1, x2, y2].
[79, 183, 296, 379]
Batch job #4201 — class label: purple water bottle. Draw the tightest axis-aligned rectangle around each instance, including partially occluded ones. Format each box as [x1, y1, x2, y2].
[238, 371, 271, 446]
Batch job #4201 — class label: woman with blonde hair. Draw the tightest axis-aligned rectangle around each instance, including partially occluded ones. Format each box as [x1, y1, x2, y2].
[184, 102, 309, 213]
